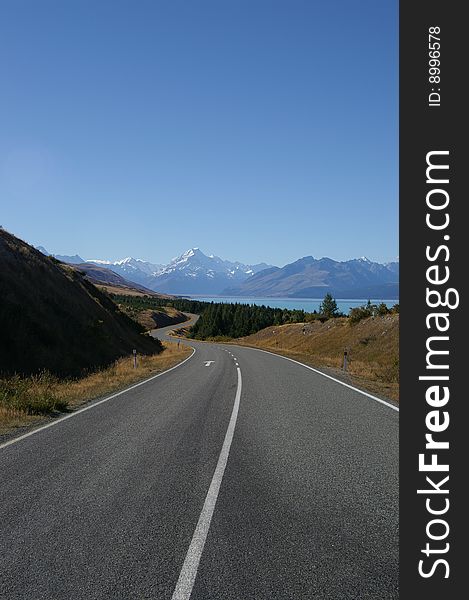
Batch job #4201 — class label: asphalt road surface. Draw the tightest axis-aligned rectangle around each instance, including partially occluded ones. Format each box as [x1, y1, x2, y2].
[0, 316, 398, 599]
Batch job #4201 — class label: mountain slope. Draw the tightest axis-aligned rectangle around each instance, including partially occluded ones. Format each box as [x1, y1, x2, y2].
[70, 263, 171, 296]
[37, 246, 85, 265]
[224, 256, 399, 298]
[1, 230, 160, 377]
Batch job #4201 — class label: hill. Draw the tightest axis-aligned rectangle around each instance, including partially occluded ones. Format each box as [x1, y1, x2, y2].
[118, 305, 188, 330]
[69, 263, 172, 297]
[0, 230, 161, 377]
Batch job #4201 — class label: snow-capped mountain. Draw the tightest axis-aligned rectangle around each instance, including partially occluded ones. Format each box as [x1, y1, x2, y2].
[84, 248, 272, 294]
[149, 248, 272, 294]
[86, 256, 163, 287]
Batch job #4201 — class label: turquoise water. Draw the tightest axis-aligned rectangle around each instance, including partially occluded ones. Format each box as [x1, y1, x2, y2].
[188, 296, 398, 313]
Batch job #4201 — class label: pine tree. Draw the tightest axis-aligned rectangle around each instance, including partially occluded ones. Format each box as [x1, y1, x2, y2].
[319, 293, 339, 319]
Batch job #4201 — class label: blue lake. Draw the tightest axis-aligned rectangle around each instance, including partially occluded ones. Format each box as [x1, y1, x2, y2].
[187, 296, 398, 313]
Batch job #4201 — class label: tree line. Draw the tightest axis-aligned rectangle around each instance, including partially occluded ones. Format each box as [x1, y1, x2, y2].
[190, 302, 312, 339]
[109, 294, 210, 315]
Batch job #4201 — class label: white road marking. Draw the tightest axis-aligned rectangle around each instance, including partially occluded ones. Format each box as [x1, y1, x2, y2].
[235, 346, 399, 413]
[0, 348, 197, 451]
[204, 361, 215, 367]
[171, 367, 242, 600]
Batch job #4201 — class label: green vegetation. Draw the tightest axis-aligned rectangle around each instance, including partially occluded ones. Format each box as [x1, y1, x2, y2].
[190, 302, 314, 339]
[109, 293, 211, 315]
[349, 300, 399, 325]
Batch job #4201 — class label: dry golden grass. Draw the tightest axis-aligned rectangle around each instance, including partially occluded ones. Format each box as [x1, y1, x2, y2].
[62, 342, 191, 408]
[96, 284, 150, 296]
[120, 307, 160, 330]
[0, 342, 191, 434]
[235, 315, 399, 402]
[0, 405, 37, 431]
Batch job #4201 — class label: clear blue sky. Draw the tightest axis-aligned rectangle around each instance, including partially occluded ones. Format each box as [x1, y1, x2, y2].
[0, 0, 398, 267]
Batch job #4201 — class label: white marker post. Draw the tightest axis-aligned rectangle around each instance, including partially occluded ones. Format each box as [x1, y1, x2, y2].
[133, 349, 137, 369]
[343, 350, 348, 372]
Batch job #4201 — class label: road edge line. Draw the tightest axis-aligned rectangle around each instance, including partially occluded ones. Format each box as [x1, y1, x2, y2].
[0, 348, 196, 451]
[171, 366, 243, 600]
[233, 345, 399, 412]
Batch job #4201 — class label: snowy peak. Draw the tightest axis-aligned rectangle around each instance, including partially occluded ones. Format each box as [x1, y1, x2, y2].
[115, 257, 134, 265]
[176, 248, 199, 261]
[148, 248, 274, 294]
[168, 248, 206, 269]
[88, 259, 112, 265]
[161, 248, 269, 279]
[87, 256, 163, 276]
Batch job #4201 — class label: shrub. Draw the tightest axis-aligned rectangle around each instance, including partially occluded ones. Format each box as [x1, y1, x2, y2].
[377, 302, 390, 316]
[0, 372, 68, 415]
[349, 306, 371, 325]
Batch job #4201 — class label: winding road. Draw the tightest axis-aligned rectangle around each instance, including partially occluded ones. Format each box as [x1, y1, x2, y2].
[0, 316, 398, 599]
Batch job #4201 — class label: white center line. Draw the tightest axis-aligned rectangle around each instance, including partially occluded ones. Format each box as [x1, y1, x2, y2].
[171, 367, 242, 600]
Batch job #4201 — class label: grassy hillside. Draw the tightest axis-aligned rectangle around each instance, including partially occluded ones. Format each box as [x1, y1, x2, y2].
[0, 229, 161, 377]
[236, 314, 399, 401]
[95, 284, 168, 297]
[116, 303, 189, 330]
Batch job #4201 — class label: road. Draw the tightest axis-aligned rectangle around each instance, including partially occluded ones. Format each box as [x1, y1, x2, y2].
[0, 317, 398, 599]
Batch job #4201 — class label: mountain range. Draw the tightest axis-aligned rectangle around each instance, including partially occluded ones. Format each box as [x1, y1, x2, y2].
[37, 246, 399, 299]
[224, 256, 399, 298]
